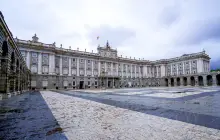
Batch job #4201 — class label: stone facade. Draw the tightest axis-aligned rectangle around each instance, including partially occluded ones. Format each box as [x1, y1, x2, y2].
[0, 12, 31, 99]
[16, 33, 220, 90]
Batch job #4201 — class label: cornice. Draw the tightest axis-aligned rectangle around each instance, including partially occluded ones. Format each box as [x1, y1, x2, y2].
[15, 38, 211, 66]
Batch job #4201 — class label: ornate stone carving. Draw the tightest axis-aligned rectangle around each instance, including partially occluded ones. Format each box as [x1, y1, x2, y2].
[62, 57, 68, 68]
[31, 52, 38, 64]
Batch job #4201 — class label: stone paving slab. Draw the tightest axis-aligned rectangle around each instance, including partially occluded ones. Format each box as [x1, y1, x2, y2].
[1, 87, 220, 139]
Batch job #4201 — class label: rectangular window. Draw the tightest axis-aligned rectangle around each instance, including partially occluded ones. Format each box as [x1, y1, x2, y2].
[73, 81, 75, 86]
[88, 81, 90, 85]
[95, 81, 97, 85]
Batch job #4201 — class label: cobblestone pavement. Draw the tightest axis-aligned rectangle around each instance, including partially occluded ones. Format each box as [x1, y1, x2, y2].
[1, 87, 220, 140]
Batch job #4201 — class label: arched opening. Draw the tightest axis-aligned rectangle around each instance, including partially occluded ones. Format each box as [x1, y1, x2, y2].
[217, 74, 220, 86]
[9, 52, 15, 92]
[2, 40, 8, 57]
[165, 78, 168, 87]
[198, 76, 203, 86]
[207, 75, 212, 86]
[190, 76, 195, 86]
[183, 77, 187, 86]
[176, 78, 180, 86]
[171, 78, 174, 87]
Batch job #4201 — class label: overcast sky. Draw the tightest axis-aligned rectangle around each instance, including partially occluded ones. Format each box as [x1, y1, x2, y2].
[1, 0, 220, 69]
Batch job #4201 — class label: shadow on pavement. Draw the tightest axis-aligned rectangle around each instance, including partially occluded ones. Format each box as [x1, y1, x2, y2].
[55, 90, 220, 130]
[0, 92, 68, 140]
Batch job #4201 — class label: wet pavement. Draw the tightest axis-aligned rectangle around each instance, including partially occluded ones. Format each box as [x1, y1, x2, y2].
[1, 87, 220, 139]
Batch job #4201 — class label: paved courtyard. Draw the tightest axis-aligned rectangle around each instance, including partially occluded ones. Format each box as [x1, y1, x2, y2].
[1, 87, 220, 140]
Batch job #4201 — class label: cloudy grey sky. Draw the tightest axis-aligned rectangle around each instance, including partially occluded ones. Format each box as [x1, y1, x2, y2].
[1, 0, 220, 68]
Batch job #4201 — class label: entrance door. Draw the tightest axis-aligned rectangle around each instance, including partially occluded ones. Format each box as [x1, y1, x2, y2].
[79, 81, 84, 89]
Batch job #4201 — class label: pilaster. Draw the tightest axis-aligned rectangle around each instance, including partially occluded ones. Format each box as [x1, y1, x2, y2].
[27, 51, 30, 69]
[68, 57, 71, 76]
[174, 78, 177, 87]
[203, 75, 207, 86]
[60, 56, 63, 75]
[180, 77, 184, 86]
[37, 52, 42, 74]
[195, 76, 199, 86]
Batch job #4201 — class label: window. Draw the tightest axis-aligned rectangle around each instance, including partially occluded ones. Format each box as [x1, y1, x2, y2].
[88, 81, 90, 85]
[73, 81, 75, 86]
[72, 58, 75, 62]
[88, 60, 90, 63]
[95, 81, 97, 85]
[80, 59, 84, 63]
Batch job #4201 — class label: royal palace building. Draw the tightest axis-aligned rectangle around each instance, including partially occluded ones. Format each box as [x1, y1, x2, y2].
[16, 34, 220, 90]
[0, 12, 30, 99]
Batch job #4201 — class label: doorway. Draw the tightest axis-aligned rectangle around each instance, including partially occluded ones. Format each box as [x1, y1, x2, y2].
[108, 81, 111, 88]
[79, 81, 84, 89]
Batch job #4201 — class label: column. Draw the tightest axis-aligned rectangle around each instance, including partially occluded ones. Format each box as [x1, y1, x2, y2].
[84, 59, 87, 76]
[116, 63, 119, 76]
[38, 52, 42, 74]
[176, 64, 179, 76]
[126, 64, 128, 78]
[26, 51, 30, 69]
[60, 56, 63, 75]
[203, 75, 207, 86]
[174, 78, 177, 87]
[111, 62, 113, 76]
[98, 61, 101, 76]
[77, 58, 79, 76]
[189, 61, 192, 74]
[134, 65, 136, 78]
[156, 66, 159, 78]
[92, 60, 94, 77]
[121, 63, 124, 77]
[49, 54, 55, 75]
[170, 64, 173, 76]
[68, 57, 71, 76]
[131, 64, 133, 78]
[182, 62, 185, 75]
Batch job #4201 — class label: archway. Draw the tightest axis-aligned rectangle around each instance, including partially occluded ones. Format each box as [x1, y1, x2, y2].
[217, 74, 220, 86]
[198, 76, 203, 86]
[2, 40, 8, 57]
[183, 77, 187, 86]
[165, 78, 168, 87]
[9, 52, 15, 92]
[171, 78, 174, 87]
[190, 76, 195, 86]
[207, 75, 212, 86]
[176, 77, 180, 86]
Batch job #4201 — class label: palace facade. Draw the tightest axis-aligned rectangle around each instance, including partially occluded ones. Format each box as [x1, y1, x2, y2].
[0, 12, 30, 99]
[16, 34, 220, 90]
